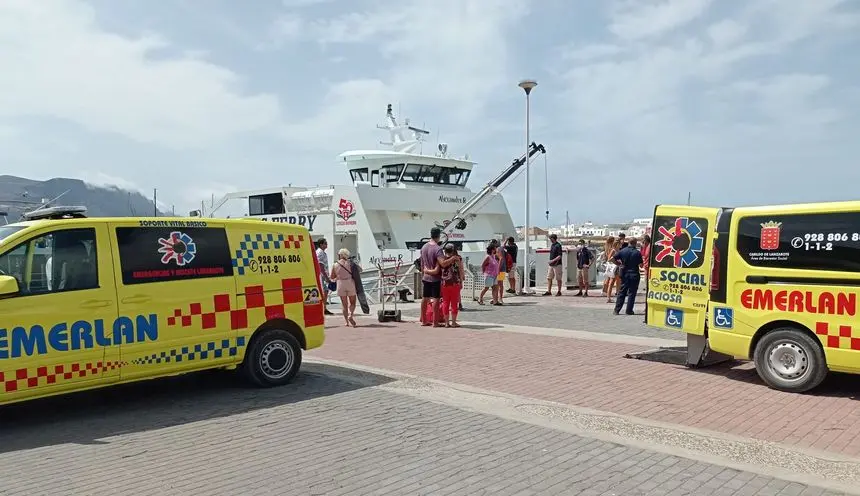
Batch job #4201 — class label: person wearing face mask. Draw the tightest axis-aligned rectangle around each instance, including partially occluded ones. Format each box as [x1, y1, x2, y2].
[575, 239, 593, 297]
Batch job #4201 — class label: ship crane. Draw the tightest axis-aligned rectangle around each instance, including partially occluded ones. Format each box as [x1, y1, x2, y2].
[425, 141, 547, 246]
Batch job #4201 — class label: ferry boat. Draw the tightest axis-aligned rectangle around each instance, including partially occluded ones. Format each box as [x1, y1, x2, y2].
[204, 105, 518, 267]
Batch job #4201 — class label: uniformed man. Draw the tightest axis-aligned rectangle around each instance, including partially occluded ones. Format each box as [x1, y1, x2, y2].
[613, 237, 643, 315]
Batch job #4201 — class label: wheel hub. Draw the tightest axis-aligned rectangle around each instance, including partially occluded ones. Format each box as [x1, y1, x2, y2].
[767, 341, 808, 381]
[260, 340, 294, 380]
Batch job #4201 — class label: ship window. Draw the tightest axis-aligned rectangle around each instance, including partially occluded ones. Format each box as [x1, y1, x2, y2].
[381, 164, 405, 182]
[371, 170, 379, 187]
[350, 168, 369, 182]
[401, 164, 470, 186]
[248, 193, 284, 216]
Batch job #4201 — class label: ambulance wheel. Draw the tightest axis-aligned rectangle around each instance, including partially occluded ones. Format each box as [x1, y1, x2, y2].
[394, 310, 402, 322]
[242, 329, 302, 387]
[753, 328, 828, 393]
[377, 310, 385, 322]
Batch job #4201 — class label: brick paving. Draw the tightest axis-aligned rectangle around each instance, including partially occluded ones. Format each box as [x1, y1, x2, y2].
[312, 320, 860, 458]
[0, 364, 846, 495]
[397, 293, 681, 340]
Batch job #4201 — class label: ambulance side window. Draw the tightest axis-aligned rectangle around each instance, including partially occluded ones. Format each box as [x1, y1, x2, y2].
[116, 226, 234, 285]
[736, 212, 860, 272]
[0, 228, 98, 296]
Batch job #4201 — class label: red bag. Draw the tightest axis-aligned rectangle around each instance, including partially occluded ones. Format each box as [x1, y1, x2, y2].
[424, 299, 450, 323]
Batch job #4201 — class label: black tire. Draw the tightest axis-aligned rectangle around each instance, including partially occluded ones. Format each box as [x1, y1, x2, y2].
[394, 310, 402, 322]
[378, 310, 385, 322]
[242, 329, 303, 387]
[753, 327, 828, 393]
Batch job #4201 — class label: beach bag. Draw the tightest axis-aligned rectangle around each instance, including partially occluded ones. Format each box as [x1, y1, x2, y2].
[345, 260, 370, 314]
[424, 299, 450, 323]
[604, 262, 617, 278]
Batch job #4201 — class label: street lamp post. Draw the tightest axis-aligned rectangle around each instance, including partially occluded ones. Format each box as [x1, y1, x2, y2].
[518, 79, 537, 295]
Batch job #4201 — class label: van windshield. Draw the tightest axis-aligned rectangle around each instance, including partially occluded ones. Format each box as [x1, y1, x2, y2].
[0, 226, 24, 244]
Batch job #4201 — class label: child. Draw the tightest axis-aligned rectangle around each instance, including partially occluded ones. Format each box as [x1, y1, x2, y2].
[478, 246, 499, 305]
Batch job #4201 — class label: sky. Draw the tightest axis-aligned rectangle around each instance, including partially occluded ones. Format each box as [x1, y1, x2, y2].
[0, 0, 858, 225]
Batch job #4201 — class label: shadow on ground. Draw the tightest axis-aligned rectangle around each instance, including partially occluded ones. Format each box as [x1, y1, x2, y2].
[0, 362, 394, 454]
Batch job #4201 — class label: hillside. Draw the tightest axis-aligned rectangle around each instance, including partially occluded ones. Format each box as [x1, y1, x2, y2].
[0, 175, 168, 221]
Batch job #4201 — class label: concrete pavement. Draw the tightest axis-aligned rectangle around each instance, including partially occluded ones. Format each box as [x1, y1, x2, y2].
[0, 362, 851, 495]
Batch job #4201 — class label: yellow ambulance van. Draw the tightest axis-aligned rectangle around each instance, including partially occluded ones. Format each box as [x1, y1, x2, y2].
[0, 207, 325, 405]
[646, 201, 860, 393]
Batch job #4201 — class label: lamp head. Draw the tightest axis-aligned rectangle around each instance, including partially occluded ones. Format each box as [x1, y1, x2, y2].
[518, 79, 538, 95]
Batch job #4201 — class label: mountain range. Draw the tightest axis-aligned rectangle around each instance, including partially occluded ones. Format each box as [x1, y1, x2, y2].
[0, 175, 168, 222]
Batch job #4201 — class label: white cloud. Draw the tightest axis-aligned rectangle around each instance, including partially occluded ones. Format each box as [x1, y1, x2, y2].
[548, 0, 860, 215]
[608, 0, 714, 40]
[270, 0, 530, 125]
[0, 0, 284, 149]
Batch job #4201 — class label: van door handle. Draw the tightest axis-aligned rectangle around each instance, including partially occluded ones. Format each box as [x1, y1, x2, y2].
[81, 299, 112, 309]
[746, 276, 768, 284]
[121, 295, 152, 304]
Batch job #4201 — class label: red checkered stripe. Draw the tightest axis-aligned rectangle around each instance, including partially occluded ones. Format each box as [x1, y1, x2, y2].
[1, 360, 127, 393]
[815, 322, 860, 350]
[167, 277, 325, 332]
[286, 234, 304, 249]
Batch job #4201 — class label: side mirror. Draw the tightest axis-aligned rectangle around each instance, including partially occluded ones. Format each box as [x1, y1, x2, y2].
[0, 275, 20, 296]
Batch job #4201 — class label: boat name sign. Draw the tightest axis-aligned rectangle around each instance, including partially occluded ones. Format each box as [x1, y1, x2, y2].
[260, 215, 317, 231]
[438, 194, 468, 204]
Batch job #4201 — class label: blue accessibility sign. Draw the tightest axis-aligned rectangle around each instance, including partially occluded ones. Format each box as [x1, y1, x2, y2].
[713, 307, 734, 329]
[665, 308, 684, 329]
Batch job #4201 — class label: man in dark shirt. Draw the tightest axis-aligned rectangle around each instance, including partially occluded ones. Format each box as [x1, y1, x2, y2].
[544, 234, 563, 296]
[575, 239, 593, 297]
[618, 232, 628, 249]
[613, 237, 643, 315]
[505, 237, 518, 294]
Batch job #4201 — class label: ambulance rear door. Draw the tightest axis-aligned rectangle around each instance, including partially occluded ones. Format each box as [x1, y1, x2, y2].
[646, 205, 720, 335]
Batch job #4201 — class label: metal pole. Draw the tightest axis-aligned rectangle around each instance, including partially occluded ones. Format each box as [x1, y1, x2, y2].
[524, 92, 531, 294]
[153, 188, 157, 217]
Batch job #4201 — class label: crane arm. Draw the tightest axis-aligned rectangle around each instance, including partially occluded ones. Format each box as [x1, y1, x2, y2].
[436, 142, 546, 240]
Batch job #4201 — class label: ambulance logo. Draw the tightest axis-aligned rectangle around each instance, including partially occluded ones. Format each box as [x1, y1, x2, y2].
[654, 217, 704, 268]
[759, 221, 782, 251]
[337, 198, 356, 222]
[158, 231, 197, 266]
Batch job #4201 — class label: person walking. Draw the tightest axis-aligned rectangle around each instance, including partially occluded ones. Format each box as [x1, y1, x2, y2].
[331, 248, 359, 327]
[641, 234, 652, 323]
[575, 239, 593, 297]
[315, 238, 334, 315]
[544, 234, 563, 296]
[439, 243, 463, 327]
[495, 241, 507, 305]
[505, 237, 518, 294]
[420, 227, 445, 327]
[613, 238, 643, 316]
[601, 236, 617, 300]
[478, 245, 500, 305]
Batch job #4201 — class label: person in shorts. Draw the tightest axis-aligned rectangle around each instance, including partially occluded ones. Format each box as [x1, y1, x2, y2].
[495, 241, 507, 305]
[478, 245, 500, 305]
[545, 234, 563, 296]
[575, 239, 593, 297]
[420, 227, 445, 326]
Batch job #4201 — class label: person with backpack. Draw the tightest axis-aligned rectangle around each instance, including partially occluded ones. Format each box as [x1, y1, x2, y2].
[438, 243, 464, 327]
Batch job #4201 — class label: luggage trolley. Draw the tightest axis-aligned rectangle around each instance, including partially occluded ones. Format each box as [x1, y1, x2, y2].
[376, 251, 403, 322]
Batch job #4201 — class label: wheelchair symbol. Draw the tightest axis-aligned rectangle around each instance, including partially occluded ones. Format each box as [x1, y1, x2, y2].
[665, 309, 684, 328]
[713, 307, 734, 329]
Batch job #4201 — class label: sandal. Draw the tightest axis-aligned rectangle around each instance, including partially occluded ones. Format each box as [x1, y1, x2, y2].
[349, 317, 357, 327]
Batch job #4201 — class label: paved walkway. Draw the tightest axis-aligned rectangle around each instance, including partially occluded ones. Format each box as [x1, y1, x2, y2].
[0, 364, 848, 495]
[312, 317, 860, 460]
